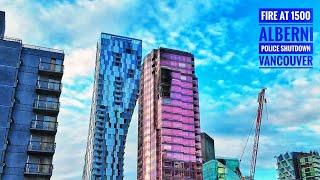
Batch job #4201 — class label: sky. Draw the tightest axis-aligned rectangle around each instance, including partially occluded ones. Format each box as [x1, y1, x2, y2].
[1, 0, 320, 179]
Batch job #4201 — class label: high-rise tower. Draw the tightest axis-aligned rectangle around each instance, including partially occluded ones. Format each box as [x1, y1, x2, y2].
[0, 11, 64, 179]
[137, 47, 202, 179]
[83, 33, 142, 180]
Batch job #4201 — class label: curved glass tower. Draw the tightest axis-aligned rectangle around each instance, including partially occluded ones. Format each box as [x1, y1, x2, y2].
[83, 33, 142, 180]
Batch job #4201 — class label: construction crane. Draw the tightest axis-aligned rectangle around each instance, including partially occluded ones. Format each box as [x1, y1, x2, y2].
[238, 88, 267, 180]
[249, 88, 267, 180]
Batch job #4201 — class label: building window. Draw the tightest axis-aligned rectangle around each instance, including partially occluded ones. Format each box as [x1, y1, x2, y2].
[128, 69, 134, 78]
[163, 99, 171, 104]
[115, 77, 121, 81]
[125, 48, 132, 54]
[114, 52, 121, 58]
[179, 63, 186, 68]
[160, 68, 172, 98]
[115, 58, 121, 66]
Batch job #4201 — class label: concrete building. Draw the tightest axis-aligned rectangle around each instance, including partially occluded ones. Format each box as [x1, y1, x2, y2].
[201, 132, 215, 163]
[0, 11, 64, 179]
[137, 48, 202, 179]
[82, 33, 142, 180]
[277, 151, 320, 180]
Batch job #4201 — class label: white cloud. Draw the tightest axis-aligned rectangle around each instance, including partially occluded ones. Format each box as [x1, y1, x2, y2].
[53, 105, 90, 179]
[63, 47, 96, 81]
[124, 108, 138, 177]
[200, 70, 320, 175]
[0, 1, 43, 41]
[308, 124, 320, 135]
[197, 50, 235, 66]
[292, 77, 308, 87]
[214, 135, 244, 158]
[217, 80, 224, 86]
[211, 135, 276, 173]
[62, 96, 85, 108]
[221, 72, 320, 127]
[266, 74, 320, 126]
[52, 78, 93, 179]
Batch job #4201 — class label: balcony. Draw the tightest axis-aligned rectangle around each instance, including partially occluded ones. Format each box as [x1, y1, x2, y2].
[95, 145, 103, 152]
[38, 61, 64, 78]
[195, 143, 201, 150]
[36, 80, 62, 96]
[30, 120, 58, 135]
[33, 100, 60, 115]
[194, 121, 200, 128]
[27, 141, 56, 155]
[195, 128, 201, 135]
[194, 113, 200, 120]
[95, 158, 103, 165]
[24, 163, 53, 177]
[195, 136, 201, 142]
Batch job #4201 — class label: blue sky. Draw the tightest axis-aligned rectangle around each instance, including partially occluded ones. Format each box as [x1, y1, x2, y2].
[2, 0, 320, 179]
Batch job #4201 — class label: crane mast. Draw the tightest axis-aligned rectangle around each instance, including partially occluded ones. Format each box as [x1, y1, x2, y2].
[249, 88, 266, 180]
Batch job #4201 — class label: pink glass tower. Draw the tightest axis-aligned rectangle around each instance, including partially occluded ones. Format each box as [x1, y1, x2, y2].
[137, 48, 202, 179]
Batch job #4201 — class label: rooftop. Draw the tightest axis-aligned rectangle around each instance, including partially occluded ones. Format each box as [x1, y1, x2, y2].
[1, 36, 22, 43]
[0, 36, 64, 54]
[159, 47, 193, 57]
[101, 32, 142, 42]
[23, 44, 64, 54]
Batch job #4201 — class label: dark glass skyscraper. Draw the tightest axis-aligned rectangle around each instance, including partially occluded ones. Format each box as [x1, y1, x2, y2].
[83, 33, 142, 180]
[0, 11, 64, 179]
[201, 132, 215, 163]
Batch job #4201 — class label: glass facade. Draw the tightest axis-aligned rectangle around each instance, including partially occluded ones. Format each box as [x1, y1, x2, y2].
[276, 152, 296, 179]
[137, 48, 202, 179]
[0, 11, 64, 179]
[83, 33, 142, 180]
[203, 158, 240, 180]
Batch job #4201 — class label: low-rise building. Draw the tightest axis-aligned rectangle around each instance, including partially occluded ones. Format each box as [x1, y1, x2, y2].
[203, 158, 241, 180]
